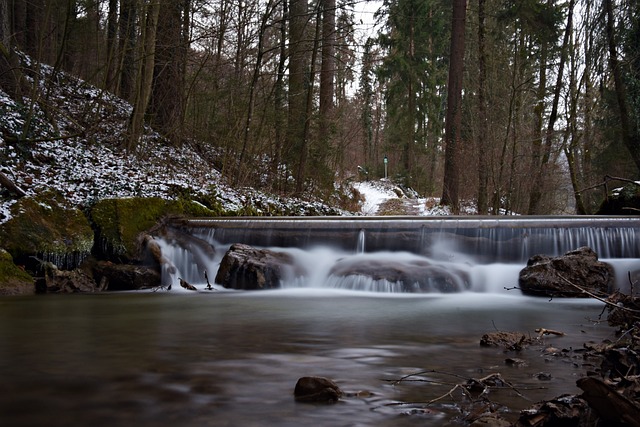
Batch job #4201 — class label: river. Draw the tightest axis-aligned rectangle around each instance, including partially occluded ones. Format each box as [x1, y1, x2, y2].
[0, 291, 613, 426]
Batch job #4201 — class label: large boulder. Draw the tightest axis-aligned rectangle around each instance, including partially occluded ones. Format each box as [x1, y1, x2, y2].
[0, 248, 34, 295]
[327, 256, 470, 292]
[0, 191, 93, 272]
[519, 247, 614, 297]
[597, 182, 640, 215]
[215, 243, 300, 290]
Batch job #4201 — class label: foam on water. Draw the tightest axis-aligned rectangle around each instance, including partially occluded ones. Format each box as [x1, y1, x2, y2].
[155, 218, 640, 294]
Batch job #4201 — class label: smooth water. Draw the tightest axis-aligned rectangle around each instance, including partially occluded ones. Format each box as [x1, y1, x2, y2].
[2, 218, 635, 425]
[0, 291, 613, 427]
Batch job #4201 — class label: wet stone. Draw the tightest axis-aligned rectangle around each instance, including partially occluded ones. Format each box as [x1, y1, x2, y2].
[294, 376, 342, 403]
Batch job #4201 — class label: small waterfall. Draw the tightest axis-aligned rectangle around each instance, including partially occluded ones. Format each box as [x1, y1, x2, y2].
[356, 229, 366, 253]
[156, 217, 640, 293]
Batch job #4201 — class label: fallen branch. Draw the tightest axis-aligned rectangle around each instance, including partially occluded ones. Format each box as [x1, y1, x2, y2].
[535, 328, 565, 337]
[576, 175, 640, 194]
[0, 171, 27, 198]
[388, 369, 467, 386]
[557, 274, 640, 313]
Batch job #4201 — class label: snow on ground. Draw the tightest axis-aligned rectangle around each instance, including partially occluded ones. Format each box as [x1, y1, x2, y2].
[353, 179, 477, 216]
[0, 56, 343, 224]
[0, 54, 478, 224]
[352, 180, 398, 214]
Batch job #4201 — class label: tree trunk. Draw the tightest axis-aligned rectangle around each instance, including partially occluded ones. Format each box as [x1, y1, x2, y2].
[237, 0, 276, 185]
[287, 0, 310, 193]
[296, 7, 322, 195]
[319, 0, 335, 141]
[148, 0, 186, 144]
[118, 0, 137, 100]
[476, 0, 488, 214]
[271, 0, 288, 192]
[104, 0, 118, 92]
[128, 1, 160, 150]
[605, 0, 640, 173]
[0, 0, 22, 99]
[441, 0, 467, 213]
[529, 0, 574, 214]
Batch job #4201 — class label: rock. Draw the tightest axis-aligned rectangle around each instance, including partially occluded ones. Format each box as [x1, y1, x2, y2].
[469, 414, 512, 427]
[328, 257, 470, 292]
[518, 247, 614, 298]
[294, 376, 342, 403]
[480, 332, 535, 350]
[179, 278, 197, 291]
[577, 377, 640, 426]
[0, 248, 34, 295]
[0, 191, 93, 272]
[516, 395, 593, 426]
[35, 262, 98, 293]
[88, 197, 217, 263]
[91, 259, 161, 290]
[597, 182, 640, 215]
[215, 243, 300, 290]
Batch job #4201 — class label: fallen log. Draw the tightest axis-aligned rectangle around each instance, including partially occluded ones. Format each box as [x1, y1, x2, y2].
[0, 171, 26, 198]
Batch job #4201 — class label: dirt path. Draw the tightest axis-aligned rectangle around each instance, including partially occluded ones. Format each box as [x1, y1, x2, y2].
[376, 198, 422, 215]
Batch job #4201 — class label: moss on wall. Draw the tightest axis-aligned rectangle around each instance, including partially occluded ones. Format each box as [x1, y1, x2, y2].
[0, 192, 94, 269]
[597, 183, 640, 215]
[0, 249, 34, 295]
[88, 197, 219, 262]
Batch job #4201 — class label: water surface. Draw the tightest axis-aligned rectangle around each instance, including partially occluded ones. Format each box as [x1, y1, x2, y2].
[0, 291, 613, 426]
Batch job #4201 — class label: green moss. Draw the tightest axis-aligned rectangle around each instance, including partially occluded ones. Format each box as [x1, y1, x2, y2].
[0, 192, 94, 266]
[89, 197, 220, 261]
[597, 183, 640, 215]
[0, 249, 35, 295]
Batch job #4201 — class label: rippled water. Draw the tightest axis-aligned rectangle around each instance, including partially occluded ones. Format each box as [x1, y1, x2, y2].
[0, 291, 613, 426]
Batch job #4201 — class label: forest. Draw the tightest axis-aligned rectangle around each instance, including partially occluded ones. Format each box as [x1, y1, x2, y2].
[1, 0, 639, 215]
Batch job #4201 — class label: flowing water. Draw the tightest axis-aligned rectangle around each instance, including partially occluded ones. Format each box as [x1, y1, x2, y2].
[0, 292, 613, 427]
[1, 217, 638, 426]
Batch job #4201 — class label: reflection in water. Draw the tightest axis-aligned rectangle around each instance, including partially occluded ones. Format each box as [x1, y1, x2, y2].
[0, 292, 612, 427]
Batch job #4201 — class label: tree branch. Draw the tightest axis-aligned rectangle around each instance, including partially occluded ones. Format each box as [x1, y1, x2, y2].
[0, 172, 27, 198]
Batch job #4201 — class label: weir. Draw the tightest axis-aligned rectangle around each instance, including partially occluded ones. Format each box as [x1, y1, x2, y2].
[174, 216, 640, 261]
[160, 216, 640, 293]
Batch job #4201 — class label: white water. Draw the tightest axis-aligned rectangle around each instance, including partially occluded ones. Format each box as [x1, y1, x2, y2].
[155, 237, 637, 295]
[153, 218, 640, 294]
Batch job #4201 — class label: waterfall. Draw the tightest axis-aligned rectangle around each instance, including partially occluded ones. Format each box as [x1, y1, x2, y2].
[356, 229, 366, 253]
[156, 217, 640, 293]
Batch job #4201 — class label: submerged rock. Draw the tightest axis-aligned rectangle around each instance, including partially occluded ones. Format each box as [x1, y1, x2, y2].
[294, 376, 342, 403]
[327, 257, 470, 292]
[215, 243, 301, 290]
[518, 247, 614, 298]
[480, 331, 535, 350]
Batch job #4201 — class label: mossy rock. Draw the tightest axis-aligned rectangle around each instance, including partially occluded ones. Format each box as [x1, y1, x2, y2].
[88, 197, 219, 262]
[597, 183, 640, 215]
[0, 249, 34, 295]
[0, 192, 93, 271]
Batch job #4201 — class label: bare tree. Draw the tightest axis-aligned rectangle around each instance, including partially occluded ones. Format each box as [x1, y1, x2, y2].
[604, 0, 640, 173]
[476, 0, 488, 214]
[128, 0, 161, 149]
[441, 0, 467, 213]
